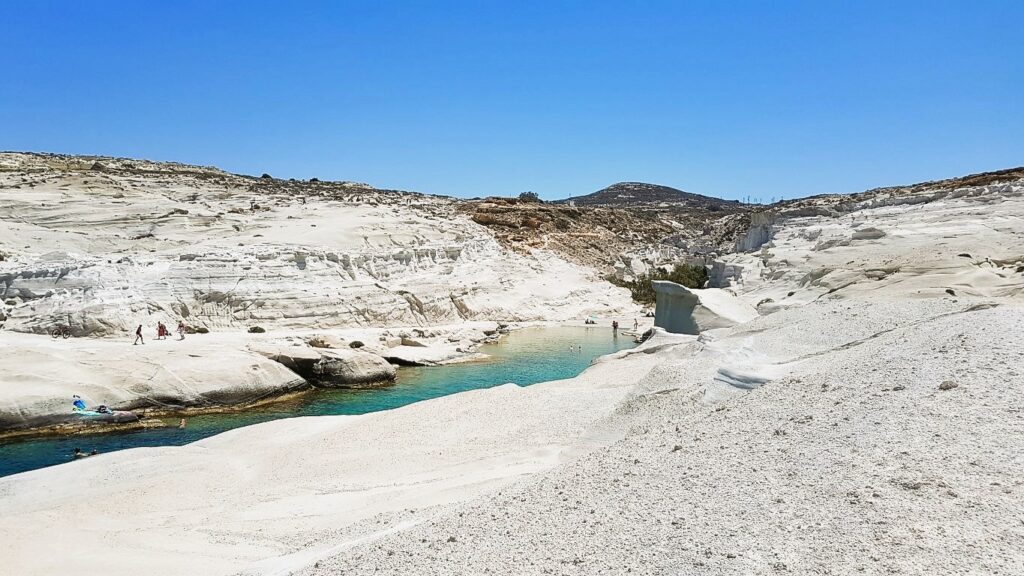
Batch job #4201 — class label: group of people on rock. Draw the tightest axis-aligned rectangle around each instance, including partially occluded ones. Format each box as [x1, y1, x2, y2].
[134, 320, 187, 345]
[584, 318, 641, 332]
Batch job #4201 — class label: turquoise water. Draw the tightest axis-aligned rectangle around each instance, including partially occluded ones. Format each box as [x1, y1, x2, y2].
[0, 326, 634, 477]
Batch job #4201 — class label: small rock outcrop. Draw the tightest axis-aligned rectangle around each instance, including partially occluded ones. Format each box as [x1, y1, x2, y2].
[851, 227, 886, 240]
[652, 281, 757, 334]
[312, 349, 396, 388]
[735, 212, 775, 252]
[248, 343, 322, 375]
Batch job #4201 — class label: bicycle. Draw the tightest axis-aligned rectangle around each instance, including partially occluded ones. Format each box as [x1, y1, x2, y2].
[50, 325, 71, 339]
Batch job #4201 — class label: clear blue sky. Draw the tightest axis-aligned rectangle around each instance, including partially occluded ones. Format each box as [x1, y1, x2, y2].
[2, 1, 1021, 200]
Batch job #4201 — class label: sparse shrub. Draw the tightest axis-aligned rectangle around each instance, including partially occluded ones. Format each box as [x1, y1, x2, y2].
[4, 299, 16, 306]
[608, 263, 709, 304]
[248, 326, 266, 333]
[195, 326, 209, 334]
[260, 173, 273, 179]
[349, 340, 364, 349]
[309, 177, 320, 183]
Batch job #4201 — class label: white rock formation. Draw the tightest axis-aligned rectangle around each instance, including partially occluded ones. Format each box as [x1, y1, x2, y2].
[0, 152, 639, 427]
[652, 281, 758, 334]
[734, 211, 774, 251]
[311, 348, 396, 387]
[248, 340, 396, 386]
[0, 153, 637, 337]
[0, 336, 688, 576]
[0, 320, 508, 432]
[1, 157, 1023, 575]
[719, 181, 1024, 311]
[0, 331, 306, 432]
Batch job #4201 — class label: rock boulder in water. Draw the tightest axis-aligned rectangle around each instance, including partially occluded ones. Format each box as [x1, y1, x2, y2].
[312, 349, 396, 387]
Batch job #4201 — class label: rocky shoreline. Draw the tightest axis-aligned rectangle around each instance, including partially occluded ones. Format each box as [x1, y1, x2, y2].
[0, 321, 512, 438]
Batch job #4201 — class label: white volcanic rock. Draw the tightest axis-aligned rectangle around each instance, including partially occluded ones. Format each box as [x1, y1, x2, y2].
[734, 210, 774, 252]
[312, 348, 396, 387]
[0, 321, 503, 432]
[296, 299, 1024, 576]
[0, 153, 638, 337]
[719, 181, 1024, 309]
[248, 341, 323, 372]
[0, 331, 306, 431]
[3, 297, 1020, 575]
[0, 335, 682, 576]
[652, 281, 758, 334]
[2, 155, 1023, 575]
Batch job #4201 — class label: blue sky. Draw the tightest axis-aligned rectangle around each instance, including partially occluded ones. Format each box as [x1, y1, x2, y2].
[2, 1, 1021, 200]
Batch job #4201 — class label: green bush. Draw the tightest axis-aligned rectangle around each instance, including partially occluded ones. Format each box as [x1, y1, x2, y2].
[518, 191, 541, 203]
[608, 263, 709, 304]
[248, 326, 266, 333]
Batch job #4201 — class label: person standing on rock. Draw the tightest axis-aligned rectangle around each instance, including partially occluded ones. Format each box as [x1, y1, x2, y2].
[633, 318, 639, 331]
[177, 320, 186, 340]
[134, 324, 144, 345]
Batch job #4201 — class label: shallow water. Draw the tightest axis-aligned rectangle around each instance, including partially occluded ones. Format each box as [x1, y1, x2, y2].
[0, 326, 634, 477]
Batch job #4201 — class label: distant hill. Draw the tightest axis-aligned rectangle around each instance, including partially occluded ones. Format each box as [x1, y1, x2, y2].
[557, 182, 739, 209]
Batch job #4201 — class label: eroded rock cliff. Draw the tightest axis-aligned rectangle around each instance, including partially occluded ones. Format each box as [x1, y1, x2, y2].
[0, 153, 638, 336]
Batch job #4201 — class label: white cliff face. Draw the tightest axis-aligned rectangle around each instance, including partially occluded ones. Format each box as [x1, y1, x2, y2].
[734, 211, 775, 252]
[0, 153, 637, 336]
